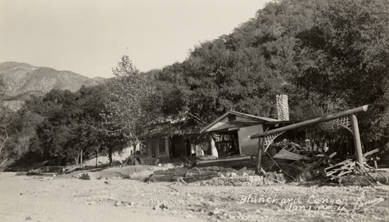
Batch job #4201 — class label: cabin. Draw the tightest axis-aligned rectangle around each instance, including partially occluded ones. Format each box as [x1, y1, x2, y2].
[141, 118, 200, 163]
[199, 111, 284, 159]
[143, 95, 290, 165]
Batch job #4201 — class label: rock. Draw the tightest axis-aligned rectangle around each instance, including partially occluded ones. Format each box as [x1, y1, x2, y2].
[239, 167, 247, 172]
[78, 173, 91, 180]
[217, 172, 225, 178]
[208, 208, 223, 216]
[25, 216, 32, 220]
[185, 214, 193, 218]
[226, 172, 237, 178]
[114, 201, 122, 206]
[153, 202, 168, 210]
[160, 203, 168, 210]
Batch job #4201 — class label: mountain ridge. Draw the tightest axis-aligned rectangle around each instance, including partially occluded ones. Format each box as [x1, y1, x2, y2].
[0, 61, 105, 110]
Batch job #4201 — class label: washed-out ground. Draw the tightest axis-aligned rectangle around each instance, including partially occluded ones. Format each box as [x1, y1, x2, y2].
[0, 166, 388, 222]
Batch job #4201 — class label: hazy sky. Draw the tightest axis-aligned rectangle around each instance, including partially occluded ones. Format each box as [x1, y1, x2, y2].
[0, 0, 270, 78]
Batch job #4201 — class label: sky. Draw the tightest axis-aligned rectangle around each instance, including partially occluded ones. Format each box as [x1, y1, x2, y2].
[0, 0, 270, 78]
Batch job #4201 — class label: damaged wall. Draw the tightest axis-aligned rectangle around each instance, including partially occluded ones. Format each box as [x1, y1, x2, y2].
[238, 124, 263, 156]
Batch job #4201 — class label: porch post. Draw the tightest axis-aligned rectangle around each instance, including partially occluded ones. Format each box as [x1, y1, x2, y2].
[165, 136, 170, 157]
[350, 114, 364, 169]
[210, 137, 218, 158]
[256, 137, 264, 175]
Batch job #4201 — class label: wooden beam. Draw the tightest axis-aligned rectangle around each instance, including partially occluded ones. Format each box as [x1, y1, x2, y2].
[256, 137, 264, 175]
[350, 114, 364, 170]
[363, 148, 379, 157]
[196, 155, 252, 165]
[250, 105, 368, 139]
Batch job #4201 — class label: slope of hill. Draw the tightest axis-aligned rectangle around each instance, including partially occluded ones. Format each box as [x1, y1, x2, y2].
[0, 61, 104, 110]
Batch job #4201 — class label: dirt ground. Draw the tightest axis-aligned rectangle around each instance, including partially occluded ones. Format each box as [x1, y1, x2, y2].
[0, 168, 388, 222]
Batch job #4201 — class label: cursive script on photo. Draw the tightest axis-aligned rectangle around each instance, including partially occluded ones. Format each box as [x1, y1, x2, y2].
[237, 193, 385, 214]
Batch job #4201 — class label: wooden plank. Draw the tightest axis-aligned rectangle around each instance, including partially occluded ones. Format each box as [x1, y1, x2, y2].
[363, 148, 379, 157]
[325, 159, 353, 171]
[337, 170, 353, 177]
[273, 148, 309, 161]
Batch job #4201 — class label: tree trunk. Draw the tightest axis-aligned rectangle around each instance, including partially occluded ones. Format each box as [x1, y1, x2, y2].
[0, 127, 8, 155]
[75, 154, 79, 165]
[95, 149, 98, 167]
[80, 149, 83, 165]
[108, 147, 113, 165]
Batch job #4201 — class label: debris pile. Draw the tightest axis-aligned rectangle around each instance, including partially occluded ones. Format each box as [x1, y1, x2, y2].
[78, 172, 91, 180]
[325, 159, 361, 181]
[147, 167, 188, 182]
[26, 166, 64, 176]
[147, 166, 223, 183]
[323, 148, 388, 185]
[197, 172, 286, 186]
[147, 166, 286, 186]
[263, 139, 336, 181]
[264, 140, 387, 185]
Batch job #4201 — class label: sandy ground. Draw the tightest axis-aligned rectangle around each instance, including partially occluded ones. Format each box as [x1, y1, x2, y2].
[0, 170, 388, 222]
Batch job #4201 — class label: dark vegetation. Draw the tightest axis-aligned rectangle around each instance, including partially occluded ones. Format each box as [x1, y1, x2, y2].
[0, 0, 388, 168]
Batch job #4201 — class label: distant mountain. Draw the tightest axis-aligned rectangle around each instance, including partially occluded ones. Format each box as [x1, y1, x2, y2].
[0, 61, 105, 110]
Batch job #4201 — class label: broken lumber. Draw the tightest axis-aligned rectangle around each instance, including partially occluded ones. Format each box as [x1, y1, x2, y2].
[273, 148, 310, 161]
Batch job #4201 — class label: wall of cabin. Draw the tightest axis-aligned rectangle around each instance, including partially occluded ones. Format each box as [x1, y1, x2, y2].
[237, 124, 263, 155]
[146, 136, 170, 159]
[145, 135, 194, 161]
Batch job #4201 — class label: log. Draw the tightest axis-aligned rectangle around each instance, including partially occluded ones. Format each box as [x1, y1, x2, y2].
[250, 105, 368, 139]
[350, 114, 364, 170]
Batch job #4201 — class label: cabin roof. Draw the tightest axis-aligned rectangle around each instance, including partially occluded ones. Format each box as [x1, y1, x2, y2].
[141, 119, 200, 139]
[200, 110, 282, 133]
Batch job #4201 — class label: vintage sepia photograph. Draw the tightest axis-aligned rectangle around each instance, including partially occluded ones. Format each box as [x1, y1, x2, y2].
[0, 0, 388, 221]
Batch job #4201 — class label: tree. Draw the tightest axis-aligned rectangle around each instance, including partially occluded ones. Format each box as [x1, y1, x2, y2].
[148, 0, 389, 149]
[0, 77, 5, 102]
[104, 56, 160, 138]
[101, 56, 162, 163]
[293, 0, 389, 143]
[4, 85, 128, 166]
[0, 77, 10, 159]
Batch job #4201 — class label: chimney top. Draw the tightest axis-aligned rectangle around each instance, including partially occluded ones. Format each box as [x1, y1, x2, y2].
[276, 94, 289, 121]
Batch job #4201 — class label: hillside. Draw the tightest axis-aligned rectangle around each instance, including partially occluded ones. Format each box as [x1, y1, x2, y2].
[151, 0, 389, 144]
[0, 61, 104, 110]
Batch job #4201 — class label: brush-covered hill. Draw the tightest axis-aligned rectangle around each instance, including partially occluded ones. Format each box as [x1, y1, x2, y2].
[151, 0, 389, 142]
[0, 61, 104, 110]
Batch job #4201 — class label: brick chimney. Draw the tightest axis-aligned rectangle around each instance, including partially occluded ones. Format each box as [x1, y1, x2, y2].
[276, 94, 289, 121]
